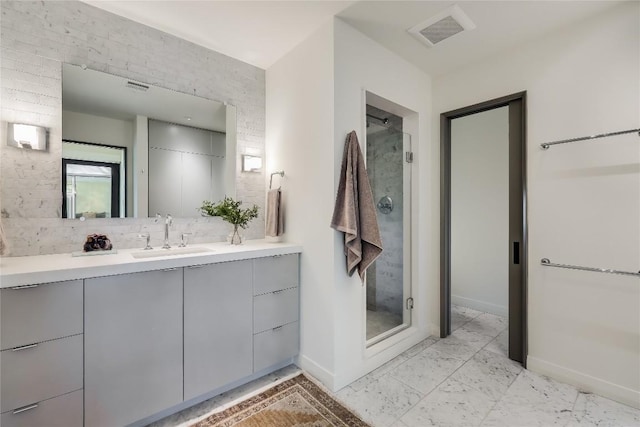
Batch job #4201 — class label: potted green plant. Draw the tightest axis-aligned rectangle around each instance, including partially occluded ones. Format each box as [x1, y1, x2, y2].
[200, 197, 259, 244]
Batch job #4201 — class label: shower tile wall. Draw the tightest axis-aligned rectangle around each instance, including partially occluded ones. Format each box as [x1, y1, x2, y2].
[0, 0, 265, 256]
[366, 106, 404, 317]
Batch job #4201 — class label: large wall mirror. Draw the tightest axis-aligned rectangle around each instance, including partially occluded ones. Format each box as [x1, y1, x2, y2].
[62, 63, 236, 219]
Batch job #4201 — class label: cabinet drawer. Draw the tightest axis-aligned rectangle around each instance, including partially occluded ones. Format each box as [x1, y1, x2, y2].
[1, 334, 83, 413]
[253, 287, 299, 333]
[0, 389, 83, 427]
[253, 254, 299, 295]
[1, 280, 83, 350]
[253, 322, 299, 373]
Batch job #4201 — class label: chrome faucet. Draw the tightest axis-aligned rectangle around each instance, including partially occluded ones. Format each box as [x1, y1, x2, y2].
[162, 214, 173, 249]
[178, 233, 191, 247]
[137, 232, 153, 250]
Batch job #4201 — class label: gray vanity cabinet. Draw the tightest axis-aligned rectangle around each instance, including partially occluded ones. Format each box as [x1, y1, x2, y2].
[0, 279, 83, 351]
[0, 390, 83, 427]
[0, 249, 301, 426]
[183, 261, 253, 401]
[253, 322, 299, 372]
[253, 287, 299, 333]
[253, 254, 299, 294]
[1, 334, 83, 413]
[84, 268, 183, 427]
[252, 254, 300, 372]
[0, 280, 83, 427]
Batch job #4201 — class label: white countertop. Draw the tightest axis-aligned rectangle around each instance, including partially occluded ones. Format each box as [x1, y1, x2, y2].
[0, 240, 302, 288]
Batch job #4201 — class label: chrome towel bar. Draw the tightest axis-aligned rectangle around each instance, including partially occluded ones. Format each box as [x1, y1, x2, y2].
[540, 258, 640, 278]
[540, 128, 639, 150]
[270, 171, 285, 189]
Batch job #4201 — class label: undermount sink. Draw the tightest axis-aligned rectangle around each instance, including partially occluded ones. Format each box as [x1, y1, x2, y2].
[131, 247, 215, 259]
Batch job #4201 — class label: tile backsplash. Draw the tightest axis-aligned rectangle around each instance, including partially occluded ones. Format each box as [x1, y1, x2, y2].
[0, 0, 266, 256]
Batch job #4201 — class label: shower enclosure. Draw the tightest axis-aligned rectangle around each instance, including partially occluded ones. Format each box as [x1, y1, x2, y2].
[365, 101, 413, 345]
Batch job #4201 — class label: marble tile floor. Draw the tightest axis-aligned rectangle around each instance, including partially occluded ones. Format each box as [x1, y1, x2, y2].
[336, 305, 640, 427]
[150, 305, 640, 427]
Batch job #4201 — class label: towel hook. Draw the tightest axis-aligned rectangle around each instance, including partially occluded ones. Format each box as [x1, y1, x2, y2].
[269, 171, 285, 189]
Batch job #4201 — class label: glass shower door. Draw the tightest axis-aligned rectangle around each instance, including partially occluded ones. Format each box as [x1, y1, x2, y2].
[365, 106, 412, 346]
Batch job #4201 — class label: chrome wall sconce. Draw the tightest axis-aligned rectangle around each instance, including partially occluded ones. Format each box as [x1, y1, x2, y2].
[7, 123, 49, 151]
[242, 154, 262, 172]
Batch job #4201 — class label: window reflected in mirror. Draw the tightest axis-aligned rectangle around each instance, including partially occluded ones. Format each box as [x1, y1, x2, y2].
[63, 160, 121, 219]
[62, 141, 126, 219]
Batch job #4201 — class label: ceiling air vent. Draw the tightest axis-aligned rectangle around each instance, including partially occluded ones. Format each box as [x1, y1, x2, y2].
[408, 5, 476, 47]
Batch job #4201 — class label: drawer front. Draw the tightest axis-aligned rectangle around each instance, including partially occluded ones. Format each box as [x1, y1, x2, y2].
[254, 322, 299, 373]
[253, 287, 299, 333]
[0, 389, 83, 427]
[253, 254, 299, 295]
[1, 280, 83, 350]
[1, 335, 83, 413]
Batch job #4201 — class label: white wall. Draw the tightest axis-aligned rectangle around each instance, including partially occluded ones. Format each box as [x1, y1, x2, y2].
[265, 21, 337, 385]
[451, 107, 509, 316]
[62, 110, 134, 216]
[62, 110, 133, 148]
[433, 2, 640, 407]
[134, 116, 149, 218]
[332, 18, 433, 389]
[266, 18, 433, 391]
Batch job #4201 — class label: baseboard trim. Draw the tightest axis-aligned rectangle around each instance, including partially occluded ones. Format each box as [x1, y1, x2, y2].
[428, 323, 440, 337]
[452, 294, 507, 317]
[527, 355, 640, 409]
[297, 354, 335, 391]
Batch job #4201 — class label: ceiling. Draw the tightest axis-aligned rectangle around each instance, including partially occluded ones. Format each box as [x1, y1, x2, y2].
[82, 0, 622, 76]
[337, 1, 621, 76]
[82, 1, 356, 69]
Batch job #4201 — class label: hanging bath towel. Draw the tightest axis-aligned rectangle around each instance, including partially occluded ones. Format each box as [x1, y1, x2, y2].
[266, 188, 284, 237]
[330, 130, 383, 281]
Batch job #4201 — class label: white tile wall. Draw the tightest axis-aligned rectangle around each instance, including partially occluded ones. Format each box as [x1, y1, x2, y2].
[0, 0, 266, 256]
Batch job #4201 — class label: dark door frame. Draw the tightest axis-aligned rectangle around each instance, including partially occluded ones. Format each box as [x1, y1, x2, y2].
[440, 91, 528, 366]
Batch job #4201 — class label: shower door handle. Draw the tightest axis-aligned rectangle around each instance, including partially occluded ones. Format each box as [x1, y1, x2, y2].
[513, 241, 520, 265]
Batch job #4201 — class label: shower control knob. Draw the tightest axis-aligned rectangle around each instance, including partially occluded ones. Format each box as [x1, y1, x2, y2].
[377, 195, 393, 214]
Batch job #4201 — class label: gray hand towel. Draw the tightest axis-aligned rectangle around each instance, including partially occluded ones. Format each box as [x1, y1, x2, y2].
[330, 130, 383, 281]
[266, 188, 284, 237]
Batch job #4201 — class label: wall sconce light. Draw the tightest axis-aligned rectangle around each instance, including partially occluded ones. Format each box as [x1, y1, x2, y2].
[242, 155, 262, 173]
[7, 123, 49, 151]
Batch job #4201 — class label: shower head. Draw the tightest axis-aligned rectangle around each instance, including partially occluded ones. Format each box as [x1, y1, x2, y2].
[366, 113, 390, 126]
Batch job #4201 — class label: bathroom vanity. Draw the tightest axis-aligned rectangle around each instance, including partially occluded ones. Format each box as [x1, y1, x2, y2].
[0, 241, 301, 427]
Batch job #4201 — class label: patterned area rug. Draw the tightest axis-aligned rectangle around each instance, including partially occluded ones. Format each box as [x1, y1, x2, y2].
[191, 374, 369, 427]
